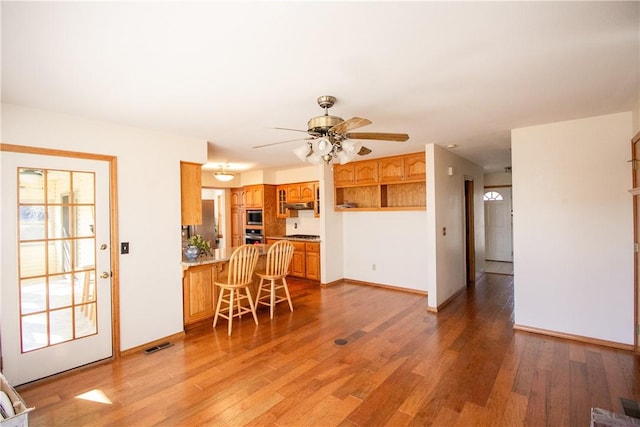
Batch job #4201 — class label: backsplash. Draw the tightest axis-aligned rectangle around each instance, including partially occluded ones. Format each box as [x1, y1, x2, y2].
[286, 210, 320, 235]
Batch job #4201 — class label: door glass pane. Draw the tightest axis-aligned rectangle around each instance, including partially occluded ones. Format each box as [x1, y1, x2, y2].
[22, 313, 47, 352]
[19, 206, 45, 240]
[73, 172, 95, 204]
[17, 167, 99, 354]
[19, 242, 46, 277]
[49, 308, 73, 344]
[18, 169, 44, 203]
[20, 278, 46, 315]
[47, 170, 71, 204]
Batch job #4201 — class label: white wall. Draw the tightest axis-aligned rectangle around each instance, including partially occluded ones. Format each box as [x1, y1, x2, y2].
[426, 144, 485, 309]
[484, 172, 512, 187]
[512, 112, 634, 345]
[1, 103, 206, 350]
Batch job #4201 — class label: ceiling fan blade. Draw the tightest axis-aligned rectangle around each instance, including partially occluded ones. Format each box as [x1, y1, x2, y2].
[273, 127, 309, 133]
[357, 146, 372, 156]
[345, 132, 409, 142]
[330, 117, 372, 134]
[252, 137, 314, 149]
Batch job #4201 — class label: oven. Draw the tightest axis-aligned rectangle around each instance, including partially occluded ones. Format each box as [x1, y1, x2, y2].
[244, 228, 264, 244]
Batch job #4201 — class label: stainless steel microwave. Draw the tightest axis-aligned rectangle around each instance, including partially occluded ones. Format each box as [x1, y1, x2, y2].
[246, 209, 263, 225]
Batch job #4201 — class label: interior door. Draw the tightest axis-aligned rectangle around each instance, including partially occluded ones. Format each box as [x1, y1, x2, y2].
[1, 150, 113, 385]
[484, 187, 513, 262]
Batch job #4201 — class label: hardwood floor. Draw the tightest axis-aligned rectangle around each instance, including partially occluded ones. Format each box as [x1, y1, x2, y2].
[17, 274, 640, 426]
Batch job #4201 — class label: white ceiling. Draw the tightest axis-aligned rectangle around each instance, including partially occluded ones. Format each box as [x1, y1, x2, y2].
[2, 2, 638, 173]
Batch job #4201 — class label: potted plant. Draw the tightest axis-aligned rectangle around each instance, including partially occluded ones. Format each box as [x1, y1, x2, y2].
[184, 234, 212, 260]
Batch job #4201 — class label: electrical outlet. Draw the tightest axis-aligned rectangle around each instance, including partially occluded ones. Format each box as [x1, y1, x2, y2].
[121, 242, 129, 254]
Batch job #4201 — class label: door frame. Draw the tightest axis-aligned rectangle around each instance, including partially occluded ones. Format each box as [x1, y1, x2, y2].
[631, 132, 640, 355]
[464, 177, 475, 286]
[0, 143, 121, 367]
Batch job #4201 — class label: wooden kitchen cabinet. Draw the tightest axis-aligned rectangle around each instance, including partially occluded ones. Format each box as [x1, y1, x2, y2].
[231, 207, 245, 247]
[334, 152, 426, 211]
[245, 185, 264, 208]
[276, 186, 288, 218]
[183, 264, 216, 325]
[334, 164, 355, 186]
[290, 240, 306, 278]
[305, 242, 320, 281]
[230, 187, 245, 207]
[180, 162, 202, 225]
[288, 182, 315, 202]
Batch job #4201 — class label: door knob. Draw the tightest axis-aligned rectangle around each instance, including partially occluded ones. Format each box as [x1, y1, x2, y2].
[100, 272, 110, 279]
[100, 244, 108, 250]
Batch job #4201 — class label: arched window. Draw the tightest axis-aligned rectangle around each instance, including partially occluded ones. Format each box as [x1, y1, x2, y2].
[484, 191, 503, 201]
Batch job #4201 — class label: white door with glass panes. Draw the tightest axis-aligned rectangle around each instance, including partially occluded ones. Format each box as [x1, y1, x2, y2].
[484, 187, 513, 262]
[0, 151, 113, 385]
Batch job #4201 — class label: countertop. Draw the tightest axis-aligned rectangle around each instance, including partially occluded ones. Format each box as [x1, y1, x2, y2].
[266, 235, 321, 243]
[182, 244, 271, 267]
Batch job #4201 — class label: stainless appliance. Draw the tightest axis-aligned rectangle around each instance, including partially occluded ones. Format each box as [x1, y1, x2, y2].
[246, 210, 263, 225]
[282, 201, 314, 210]
[245, 228, 264, 244]
[183, 199, 218, 249]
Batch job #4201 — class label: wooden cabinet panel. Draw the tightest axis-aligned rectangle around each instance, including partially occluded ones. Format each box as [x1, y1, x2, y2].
[180, 162, 202, 226]
[305, 242, 320, 281]
[230, 188, 245, 207]
[404, 153, 426, 181]
[245, 185, 264, 208]
[276, 186, 288, 218]
[334, 164, 355, 186]
[355, 161, 378, 185]
[379, 157, 405, 183]
[289, 241, 306, 278]
[314, 183, 320, 217]
[183, 264, 215, 325]
[231, 207, 245, 247]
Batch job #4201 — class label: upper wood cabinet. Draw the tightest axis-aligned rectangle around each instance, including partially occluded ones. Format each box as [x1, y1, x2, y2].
[230, 187, 245, 207]
[180, 162, 202, 226]
[333, 152, 426, 212]
[403, 153, 426, 181]
[288, 182, 315, 202]
[334, 164, 355, 186]
[245, 185, 264, 208]
[276, 186, 288, 218]
[378, 153, 426, 183]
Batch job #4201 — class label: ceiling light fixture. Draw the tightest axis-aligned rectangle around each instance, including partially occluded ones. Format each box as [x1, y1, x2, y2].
[295, 136, 363, 165]
[213, 164, 236, 182]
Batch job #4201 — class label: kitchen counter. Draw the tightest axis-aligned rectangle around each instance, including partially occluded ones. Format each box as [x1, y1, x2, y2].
[181, 243, 270, 268]
[266, 235, 321, 243]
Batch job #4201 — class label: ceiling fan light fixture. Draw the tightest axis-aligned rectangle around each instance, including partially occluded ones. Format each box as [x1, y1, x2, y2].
[293, 143, 311, 161]
[311, 137, 333, 156]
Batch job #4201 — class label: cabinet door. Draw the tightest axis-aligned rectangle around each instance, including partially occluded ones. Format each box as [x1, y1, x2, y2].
[289, 241, 306, 277]
[245, 185, 264, 208]
[404, 153, 426, 181]
[230, 188, 245, 207]
[276, 186, 288, 218]
[334, 164, 355, 186]
[305, 242, 320, 281]
[355, 161, 378, 185]
[183, 265, 215, 325]
[379, 157, 405, 183]
[287, 184, 301, 202]
[299, 182, 315, 202]
[314, 183, 320, 217]
[180, 162, 202, 225]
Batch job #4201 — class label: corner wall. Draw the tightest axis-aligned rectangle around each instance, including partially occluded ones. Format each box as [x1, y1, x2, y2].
[512, 112, 634, 344]
[426, 144, 485, 309]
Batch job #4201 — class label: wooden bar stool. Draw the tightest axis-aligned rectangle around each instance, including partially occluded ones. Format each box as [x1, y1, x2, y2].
[213, 244, 260, 336]
[256, 240, 295, 319]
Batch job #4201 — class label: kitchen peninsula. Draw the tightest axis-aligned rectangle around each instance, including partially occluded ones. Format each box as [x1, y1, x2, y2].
[181, 244, 270, 328]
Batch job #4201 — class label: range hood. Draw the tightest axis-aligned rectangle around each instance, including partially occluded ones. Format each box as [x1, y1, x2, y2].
[283, 201, 314, 210]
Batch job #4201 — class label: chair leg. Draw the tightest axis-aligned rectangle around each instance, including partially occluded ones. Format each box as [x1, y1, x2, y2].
[257, 277, 265, 303]
[228, 289, 235, 336]
[213, 287, 224, 328]
[246, 287, 259, 325]
[269, 279, 276, 319]
[282, 277, 293, 312]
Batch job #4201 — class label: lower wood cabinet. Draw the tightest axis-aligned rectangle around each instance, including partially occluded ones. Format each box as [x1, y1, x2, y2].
[305, 242, 320, 281]
[183, 264, 216, 326]
[290, 241, 306, 278]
